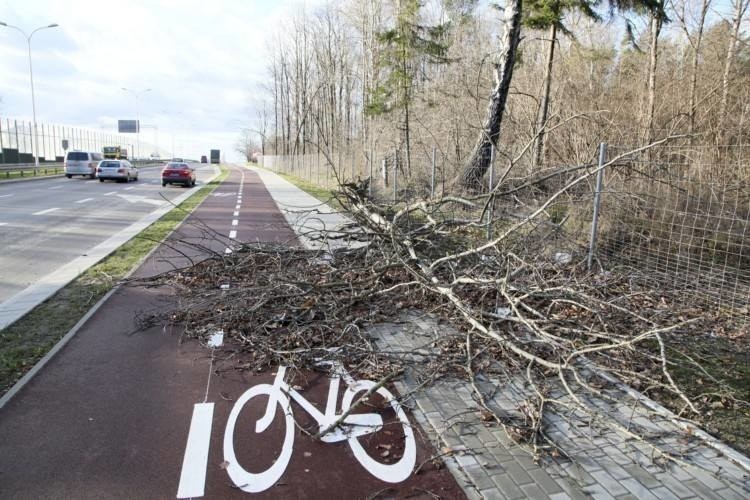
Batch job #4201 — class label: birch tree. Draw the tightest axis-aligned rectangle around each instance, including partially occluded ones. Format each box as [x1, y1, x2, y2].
[461, 0, 523, 189]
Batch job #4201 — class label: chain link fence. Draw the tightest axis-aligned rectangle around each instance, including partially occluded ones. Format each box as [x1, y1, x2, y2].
[594, 144, 750, 321]
[260, 146, 448, 202]
[260, 143, 750, 324]
[0, 116, 166, 163]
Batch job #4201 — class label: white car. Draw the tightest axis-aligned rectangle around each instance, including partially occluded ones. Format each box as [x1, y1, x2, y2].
[64, 150, 103, 178]
[96, 159, 138, 183]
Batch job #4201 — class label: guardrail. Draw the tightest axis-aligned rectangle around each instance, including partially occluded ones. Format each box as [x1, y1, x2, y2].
[0, 160, 167, 180]
[0, 163, 64, 179]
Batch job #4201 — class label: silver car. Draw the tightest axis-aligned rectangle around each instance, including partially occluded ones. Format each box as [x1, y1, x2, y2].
[64, 151, 103, 178]
[97, 159, 138, 182]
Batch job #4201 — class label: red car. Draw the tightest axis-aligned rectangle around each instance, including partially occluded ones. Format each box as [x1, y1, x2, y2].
[161, 162, 196, 187]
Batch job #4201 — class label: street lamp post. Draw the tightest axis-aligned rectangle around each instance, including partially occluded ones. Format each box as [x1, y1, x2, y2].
[0, 21, 59, 167]
[121, 87, 151, 160]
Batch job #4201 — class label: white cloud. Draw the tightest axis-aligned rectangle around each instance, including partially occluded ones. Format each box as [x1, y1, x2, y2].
[0, 0, 316, 161]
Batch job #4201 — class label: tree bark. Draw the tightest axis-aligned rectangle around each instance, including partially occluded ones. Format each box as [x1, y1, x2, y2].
[688, 0, 710, 140]
[532, 23, 557, 169]
[717, 0, 749, 143]
[643, 10, 662, 145]
[460, 0, 522, 189]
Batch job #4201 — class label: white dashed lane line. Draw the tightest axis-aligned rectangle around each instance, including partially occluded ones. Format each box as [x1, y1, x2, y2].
[75, 198, 94, 204]
[33, 207, 60, 215]
[104, 191, 117, 196]
[124, 187, 135, 191]
[47, 186, 62, 190]
[224, 173, 246, 255]
[0, 194, 14, 198]
[0, 222, 8, 226]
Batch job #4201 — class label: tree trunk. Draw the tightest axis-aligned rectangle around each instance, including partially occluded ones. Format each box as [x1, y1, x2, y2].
[532, 23, 557, 169]
[460, 0, 522, 189]
[688, 0, 710, 140]
[643, 11, 662, 145]
[717, 0, 749, 143]
[273, 56, 279, 154]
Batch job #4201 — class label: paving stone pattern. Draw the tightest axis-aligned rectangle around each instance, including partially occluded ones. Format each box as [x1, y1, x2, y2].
[370, 313, 750, 500]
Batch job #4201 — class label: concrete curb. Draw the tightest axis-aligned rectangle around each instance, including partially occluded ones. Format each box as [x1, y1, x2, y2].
[0, 174, 65, 184]
[0, 286, 118, 410]
[595, 365, 750, 473]
[243, 165, 359, 252]
[0, 165, 223, 409]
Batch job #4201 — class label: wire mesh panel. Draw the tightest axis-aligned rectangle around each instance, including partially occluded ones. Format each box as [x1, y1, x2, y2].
[596, 145, 750, 321]
[0, 116, 165, 163]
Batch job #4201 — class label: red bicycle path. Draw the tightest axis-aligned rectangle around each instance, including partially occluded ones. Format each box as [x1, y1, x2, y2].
[0, 166, 464, 499]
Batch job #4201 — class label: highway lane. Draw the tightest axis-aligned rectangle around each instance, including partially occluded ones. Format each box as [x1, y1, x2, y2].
[0, 163, 214, 303]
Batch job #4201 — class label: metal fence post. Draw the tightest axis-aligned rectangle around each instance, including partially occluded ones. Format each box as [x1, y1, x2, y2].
[587, 142, 607, 270]
[0, 117, 4, 159]
[393, 153, 398, 204]
[430, 147, 437, 198]
[42, 123, 47, 161]
[487, 145, 495, 241]
[368, 151, 373, 198]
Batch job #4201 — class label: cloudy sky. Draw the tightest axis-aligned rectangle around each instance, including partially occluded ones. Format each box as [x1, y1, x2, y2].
[0, 0, 309, 161]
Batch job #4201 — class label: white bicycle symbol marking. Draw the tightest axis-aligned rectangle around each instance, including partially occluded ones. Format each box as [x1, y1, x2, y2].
[223, 362, 417, 493]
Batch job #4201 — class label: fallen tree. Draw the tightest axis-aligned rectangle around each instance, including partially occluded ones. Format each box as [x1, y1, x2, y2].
[133, 142, 747, 469]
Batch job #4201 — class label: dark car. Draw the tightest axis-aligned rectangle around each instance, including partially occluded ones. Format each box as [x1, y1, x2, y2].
[200, 155, 208, 163]
[161, 162, 196, 187]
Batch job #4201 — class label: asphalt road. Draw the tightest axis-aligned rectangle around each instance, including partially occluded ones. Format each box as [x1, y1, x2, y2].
[0, 163, 214, 303]
[0, 166, 463, 498]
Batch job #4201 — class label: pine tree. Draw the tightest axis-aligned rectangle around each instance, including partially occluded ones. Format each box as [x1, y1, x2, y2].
[367, 0, 450, 175]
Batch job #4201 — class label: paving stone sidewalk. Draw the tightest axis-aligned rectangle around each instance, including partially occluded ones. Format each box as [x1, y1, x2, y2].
[370, 312, 750, 500]
[252, 165, 750, 500]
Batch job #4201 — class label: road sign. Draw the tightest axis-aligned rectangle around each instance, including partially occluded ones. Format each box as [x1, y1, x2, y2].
[62, 139, 69, 151]
[118, 120, 140, 133]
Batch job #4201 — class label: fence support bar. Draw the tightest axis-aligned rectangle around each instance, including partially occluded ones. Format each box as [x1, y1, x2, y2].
[368, 152, 373, 198]
[430, 147, 436, 198]
[486, 145, 495, 241]
[587, 142, 607, 270]
[393, 154, 397, 204]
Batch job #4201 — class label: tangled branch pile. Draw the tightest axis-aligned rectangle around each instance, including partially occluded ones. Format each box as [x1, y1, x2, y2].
[136, 165, 747, 464]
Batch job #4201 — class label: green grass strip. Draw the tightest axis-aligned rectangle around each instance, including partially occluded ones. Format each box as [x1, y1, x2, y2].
[0, 167, 65, 181]
[0, 166, 229, 395]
